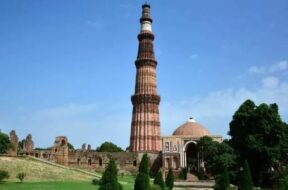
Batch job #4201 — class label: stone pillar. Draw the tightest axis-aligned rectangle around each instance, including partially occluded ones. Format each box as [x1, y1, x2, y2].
[129, 4, 161, 153]
[8, 130, 18, 156]
[87, 144, 91, 152]
[82, 143, 86, 151]
[23, 134, 34, 153]
[52, 136, 69, 166]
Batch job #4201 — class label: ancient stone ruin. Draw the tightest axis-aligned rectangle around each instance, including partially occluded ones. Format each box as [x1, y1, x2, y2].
[23, 134, 34, 152]
[8, 130, 18, 156]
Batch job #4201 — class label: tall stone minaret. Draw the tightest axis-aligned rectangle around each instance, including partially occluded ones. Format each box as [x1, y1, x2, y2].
[129, 4, 161, 152]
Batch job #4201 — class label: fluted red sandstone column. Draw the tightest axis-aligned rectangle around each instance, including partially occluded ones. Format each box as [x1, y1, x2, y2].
[129, 4, 161, 152]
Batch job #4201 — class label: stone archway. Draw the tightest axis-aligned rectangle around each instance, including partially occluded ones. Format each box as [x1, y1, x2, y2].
[183, 141, 199, 173]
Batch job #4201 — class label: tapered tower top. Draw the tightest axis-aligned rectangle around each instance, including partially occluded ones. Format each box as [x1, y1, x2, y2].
[140, 3, 152, 32]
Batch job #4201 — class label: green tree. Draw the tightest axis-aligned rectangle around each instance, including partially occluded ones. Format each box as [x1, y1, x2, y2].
[237, 160, 253, 190]
[165, 169, 174, 190]
[67, 142, 74, 150]
[139, 154, 149, 174]
[17, 172, 26, 183]
[96, 142, 123, 152]
[154, 170, 165, 190]
[99, 159, 122, 190]
[0, 170, 9, 182]
[198, 136, 235, 175]
[229, 99, 288, 187]
[279, 174, 288, 190]
[178, 168, 187, 180]
[276, 167, 288, 190]
[214, 168, 230, 190]
[134, 153, 151, 190]
[0, 131, 11, 154]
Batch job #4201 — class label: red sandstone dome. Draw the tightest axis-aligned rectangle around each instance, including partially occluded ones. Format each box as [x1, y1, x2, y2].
[172, 118, 210, 137]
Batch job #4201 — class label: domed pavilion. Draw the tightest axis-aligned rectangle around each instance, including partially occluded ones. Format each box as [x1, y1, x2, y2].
[162, 118, 222, 178]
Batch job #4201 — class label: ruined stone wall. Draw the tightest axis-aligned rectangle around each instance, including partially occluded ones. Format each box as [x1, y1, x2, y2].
[66, 151, 161, 174]
[67, 151, 139, 174]
[15, 134, 163, 174]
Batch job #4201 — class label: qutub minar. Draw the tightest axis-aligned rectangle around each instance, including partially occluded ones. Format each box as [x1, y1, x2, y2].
[6, 4, 222, 181]
[129, 4, 161, 152]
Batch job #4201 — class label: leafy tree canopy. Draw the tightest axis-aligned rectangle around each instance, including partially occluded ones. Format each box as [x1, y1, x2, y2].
[165, 168, 174, 190]
[237, 160, 253, 190]
[198, 136, 236, 175]
[214, 168, 230, 190]
[139, 153, 149, 174]
[99, 159, 122, 190]
[96, 141, 123, 152]
[67, 142, 74, 150]
[134, 153, 151, 190]
[228, 99, 288, 187]
[154, 170, 165, 190]
[0, 131, 11, 154]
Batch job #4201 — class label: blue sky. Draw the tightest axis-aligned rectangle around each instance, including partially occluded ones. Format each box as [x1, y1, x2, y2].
[0, 0, 287, 149]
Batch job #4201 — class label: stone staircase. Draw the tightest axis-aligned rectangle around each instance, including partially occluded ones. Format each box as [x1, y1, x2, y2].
[174, 173, 214, 190]
[186, 173, 199, 181]
[174, 181, 214, 190]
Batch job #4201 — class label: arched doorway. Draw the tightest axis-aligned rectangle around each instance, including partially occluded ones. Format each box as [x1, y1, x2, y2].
[185, 142, 199, 173]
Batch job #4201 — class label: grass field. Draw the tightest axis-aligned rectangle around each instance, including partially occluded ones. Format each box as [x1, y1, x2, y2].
[0, 181, 98, 190]
[0, 156, 102, 182]
[0, 156, 135, 189]
[0, 176, 135, 190]
[0, 179, 135, 190]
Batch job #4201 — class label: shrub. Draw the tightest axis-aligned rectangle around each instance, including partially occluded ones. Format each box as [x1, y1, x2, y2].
[197, 167, 207, 180]
[152, 184, 162, 190]
[0, 170, 9, 182]
[16, 172, 26, 183]
[178, 168, 187, 180]
[278, 167, 288, 190]
[99, 159, 122, 190]
[134, 172, 151, 190]
[237, 160, 253, 190]
[134, 153, 151, 190]
[214, 168, 230, 190]
[154, 170, 165, 190]
[279, 175, 288, 190]
[0, 132, 11, 154]
[165, 169, 174, 190]
[92, 178, 99, 185]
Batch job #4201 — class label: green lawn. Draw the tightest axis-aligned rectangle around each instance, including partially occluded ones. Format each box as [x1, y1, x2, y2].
[0, 176, 136, 190]
[0, 181, 98, 190]
[0, 156, 136, 189]
[0, 157, 97, 182]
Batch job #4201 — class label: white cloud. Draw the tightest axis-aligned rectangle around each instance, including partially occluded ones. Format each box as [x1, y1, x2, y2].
[269, 60, 287, 72]
[261, 76, 279, 88]
[248, 66, 266, 74]
[161, 78, 288, 138]
[249, 60, 287, 74]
